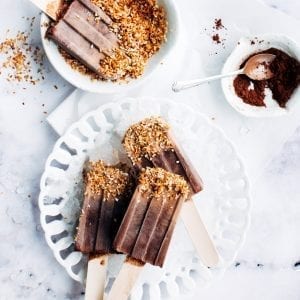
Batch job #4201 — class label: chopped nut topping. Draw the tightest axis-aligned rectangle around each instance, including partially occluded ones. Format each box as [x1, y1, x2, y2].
[85, 160, 129, 200]
[97, 0, 167, 80]
[138, 168, 190, 201]
[123, 117, 173, 164]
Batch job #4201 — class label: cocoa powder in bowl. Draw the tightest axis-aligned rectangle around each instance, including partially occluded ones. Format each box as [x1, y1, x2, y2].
[233, 48, 300, 108]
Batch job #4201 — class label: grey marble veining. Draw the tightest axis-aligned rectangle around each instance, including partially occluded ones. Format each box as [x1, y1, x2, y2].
[0, 0, 300, 299]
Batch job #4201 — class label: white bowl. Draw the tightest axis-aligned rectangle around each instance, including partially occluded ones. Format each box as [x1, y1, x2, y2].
[221, 34, 300, 117]
[40, 0, 180, 94]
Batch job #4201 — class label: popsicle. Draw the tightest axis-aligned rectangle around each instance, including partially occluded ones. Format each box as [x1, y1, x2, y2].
[123, 117, 219, 267]
[46, 0, 118, 77]
[107, 167, 190, 300]
[75, 161, 133, 300]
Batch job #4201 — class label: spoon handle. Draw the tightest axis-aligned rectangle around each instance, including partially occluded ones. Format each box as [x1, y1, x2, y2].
[172, 69, 244, 92]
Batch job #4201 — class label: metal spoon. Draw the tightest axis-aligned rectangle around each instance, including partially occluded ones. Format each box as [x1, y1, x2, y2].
[172, 53, 276, 92]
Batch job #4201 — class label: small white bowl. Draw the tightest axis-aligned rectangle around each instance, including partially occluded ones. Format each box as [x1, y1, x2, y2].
[40, 0, 180, 94]
[221, 34, 300, 117]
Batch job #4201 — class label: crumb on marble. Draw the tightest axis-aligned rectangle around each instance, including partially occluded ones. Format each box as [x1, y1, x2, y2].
[0, 24, 45, 84]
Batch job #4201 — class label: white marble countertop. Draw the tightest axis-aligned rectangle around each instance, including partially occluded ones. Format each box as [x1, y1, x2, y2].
[0, 0, 300, 299]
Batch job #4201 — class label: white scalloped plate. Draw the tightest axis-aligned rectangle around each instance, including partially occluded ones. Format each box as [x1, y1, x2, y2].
[39, 97, 251, 299]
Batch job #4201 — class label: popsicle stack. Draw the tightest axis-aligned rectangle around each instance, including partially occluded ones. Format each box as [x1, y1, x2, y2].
[75, 117, 219, 300]
[47, 0, 118, 78]
[75, 161, 133, 300]
[122, 117, 219, 266]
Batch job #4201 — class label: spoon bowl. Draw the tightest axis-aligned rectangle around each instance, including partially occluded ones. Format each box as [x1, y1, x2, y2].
[243, 53, 276, 80]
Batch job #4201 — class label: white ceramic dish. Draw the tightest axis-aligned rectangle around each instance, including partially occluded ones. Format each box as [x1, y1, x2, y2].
[222, 34, 300, 117]
[39, 97, 251, 299]
[40, 0, 180, 94]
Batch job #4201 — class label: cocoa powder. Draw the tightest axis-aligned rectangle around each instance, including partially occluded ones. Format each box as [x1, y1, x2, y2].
[233, 48, 300, 108]
[212, 34, 221, 44]
[214, 18, 224, 30]
[210, 18, 226, 46]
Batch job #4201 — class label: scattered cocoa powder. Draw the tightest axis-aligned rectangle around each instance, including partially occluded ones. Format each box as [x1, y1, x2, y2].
[249, 37, 265, 46]
[210, 18, 226, 46]
[214, 18, 224, 30]
[212, 34, 221, 44]
[233, 48, 300, 108]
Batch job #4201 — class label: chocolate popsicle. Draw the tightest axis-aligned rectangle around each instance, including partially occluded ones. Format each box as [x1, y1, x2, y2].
[122, 117, 219, 268]
[75, 161, 133, 300]
[47, 0, 118, 78]
[114, 167, 190, 266]
[75, 161, 132, 254]
[123, 117, 203, 194]
[107, 168, 189, 300]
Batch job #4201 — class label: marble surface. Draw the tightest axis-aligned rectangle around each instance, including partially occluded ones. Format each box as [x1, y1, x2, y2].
[0, 0, 299, 299]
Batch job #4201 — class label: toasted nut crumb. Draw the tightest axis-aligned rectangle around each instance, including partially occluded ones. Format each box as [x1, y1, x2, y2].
[85, 161, 130, 200]
[123, 117, 173, 164]
[139, 167, 190, 201]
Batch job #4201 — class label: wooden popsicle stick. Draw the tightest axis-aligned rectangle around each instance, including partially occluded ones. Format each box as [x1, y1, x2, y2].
[28, 0, 63, 20]
[85, 255, 108, 300]
[181, 199, 219, 267]
[106, 259, 144, 300]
